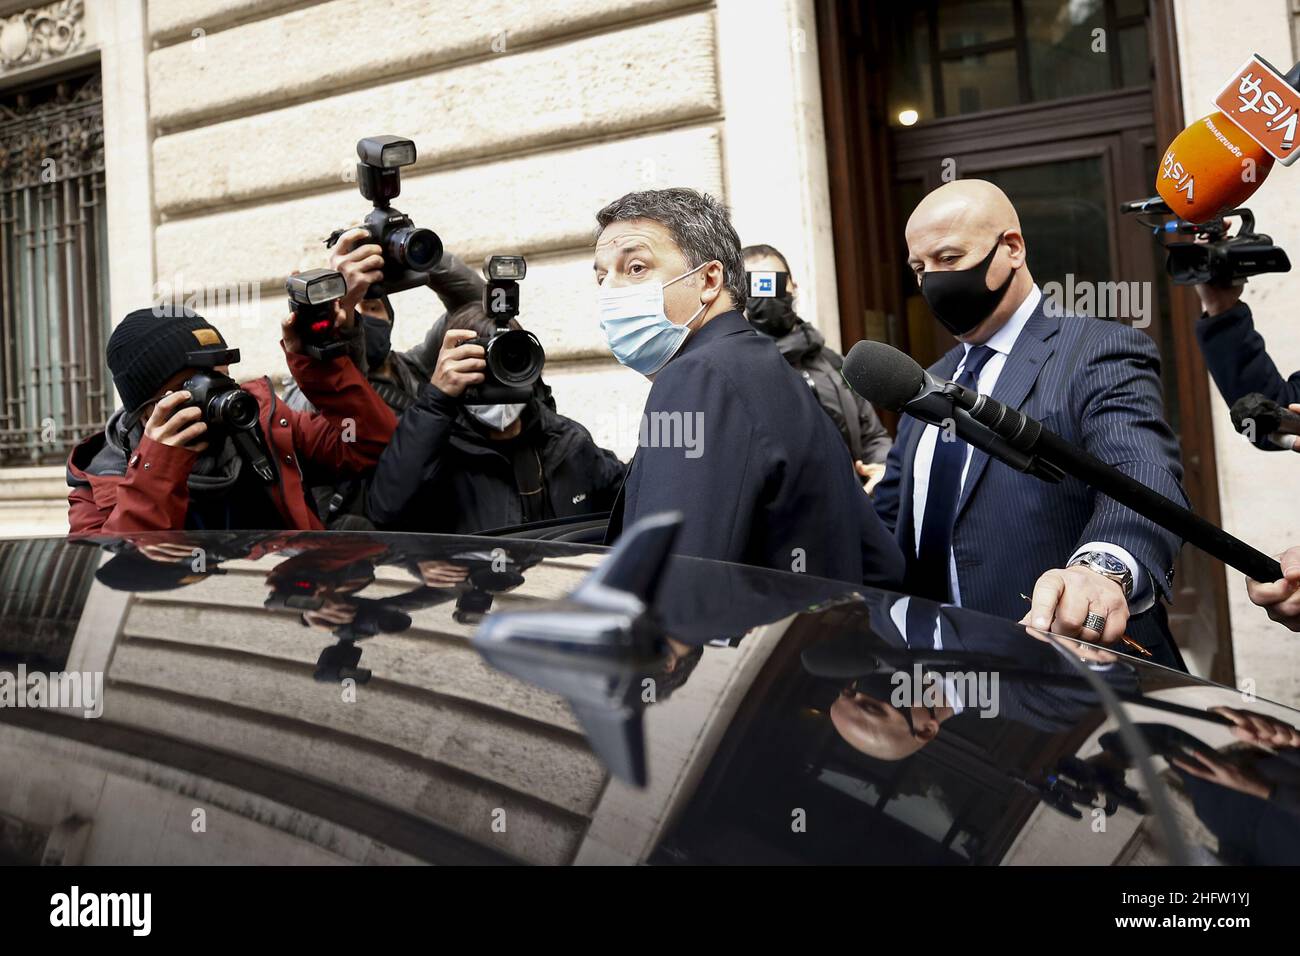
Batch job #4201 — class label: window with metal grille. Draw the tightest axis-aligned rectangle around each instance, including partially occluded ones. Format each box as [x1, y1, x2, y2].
[0, 70, 110, 465]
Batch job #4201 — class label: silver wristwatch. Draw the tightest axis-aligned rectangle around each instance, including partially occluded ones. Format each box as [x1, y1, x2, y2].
[1069, 551, 1134, 599]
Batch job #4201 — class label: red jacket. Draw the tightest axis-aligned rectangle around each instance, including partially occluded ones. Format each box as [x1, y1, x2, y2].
[67, 347, 397, 535]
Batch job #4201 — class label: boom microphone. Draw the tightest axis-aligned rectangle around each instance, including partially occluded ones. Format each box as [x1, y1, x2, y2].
[1157, 57, 1300, 223]
[843, 340, 1063, 482]
[1230, 392, 1300, 450]
[1157, 113, 1275, 223]
[843, 340, 1283, 583]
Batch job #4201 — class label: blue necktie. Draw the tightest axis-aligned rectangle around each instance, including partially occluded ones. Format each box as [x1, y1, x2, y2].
[914, 345, 996, 602]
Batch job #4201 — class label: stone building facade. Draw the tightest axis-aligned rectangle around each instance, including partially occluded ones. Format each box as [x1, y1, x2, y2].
[1, 0, 1299, 702]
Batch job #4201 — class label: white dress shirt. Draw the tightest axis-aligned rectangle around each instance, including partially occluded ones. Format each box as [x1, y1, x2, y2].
[888, 596, 964, 714]
[909, 284, 1149, 611]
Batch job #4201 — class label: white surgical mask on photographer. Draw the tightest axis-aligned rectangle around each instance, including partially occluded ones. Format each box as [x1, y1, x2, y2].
[597, 262, 709, 376]
[466, 402, 524, 431]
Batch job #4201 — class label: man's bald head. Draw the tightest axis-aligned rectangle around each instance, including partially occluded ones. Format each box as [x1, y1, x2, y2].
[905, 179, 1033, 344]
[906, 179, 1021, 241]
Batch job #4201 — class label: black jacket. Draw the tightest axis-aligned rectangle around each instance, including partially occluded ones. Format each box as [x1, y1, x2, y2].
[606, 310, 904, 588]
[367, 383, 626, 534]
[771, 319, 891, 465]
[1196, 300, 1300, 449]
[283, 252, 485, 524]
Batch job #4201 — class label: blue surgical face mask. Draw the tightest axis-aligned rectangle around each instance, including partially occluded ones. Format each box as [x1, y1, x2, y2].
[597, 262, 709, 376]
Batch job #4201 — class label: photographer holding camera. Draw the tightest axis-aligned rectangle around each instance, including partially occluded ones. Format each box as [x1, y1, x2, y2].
[290, 227, 484, 410]
[280, 135, 489, 527]
[283, 229, 485, 527]
[1117, 200, 1295, 451]
[1118, 199, 1295, 450]
[66, 304, 397, 535]
[366, 301, 625, 534]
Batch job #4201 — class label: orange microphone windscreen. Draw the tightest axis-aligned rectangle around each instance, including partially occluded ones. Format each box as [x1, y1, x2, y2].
[1156, 112, 1276, 223]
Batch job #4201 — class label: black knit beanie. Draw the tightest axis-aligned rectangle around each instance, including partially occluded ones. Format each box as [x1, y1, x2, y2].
[107, 306, 232, 412]
[95, 551, 214, 592]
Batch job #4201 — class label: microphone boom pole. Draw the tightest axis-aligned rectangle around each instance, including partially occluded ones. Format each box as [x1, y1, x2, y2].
[952, 384, 1283, 583]
[840, 339, 1283, 584]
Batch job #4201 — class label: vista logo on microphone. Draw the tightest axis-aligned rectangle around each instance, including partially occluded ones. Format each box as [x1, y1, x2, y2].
[49, 886, 151, 936]
[1215, 55, 1300, 164]
[1156, 112, 1273, 220]
[1160, 147, 1197, 204]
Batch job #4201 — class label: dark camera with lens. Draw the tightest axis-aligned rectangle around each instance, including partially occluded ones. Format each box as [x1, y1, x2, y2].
[328, 135, 443, 313]
[180, 365, 278, 483]
[286, 268, 349, 361]
[464, 255, 546, 404]
[182, 370, 260, 432]
[1121, 196, 1292, 286]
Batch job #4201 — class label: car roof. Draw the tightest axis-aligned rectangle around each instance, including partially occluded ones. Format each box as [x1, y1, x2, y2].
[1, 528, 1296, 865]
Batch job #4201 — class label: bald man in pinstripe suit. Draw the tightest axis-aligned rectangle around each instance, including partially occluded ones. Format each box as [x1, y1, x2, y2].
[872, 180, 1187, 669]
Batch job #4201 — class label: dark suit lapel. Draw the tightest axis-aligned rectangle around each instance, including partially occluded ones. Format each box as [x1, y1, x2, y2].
[955, 304, 1058, 519]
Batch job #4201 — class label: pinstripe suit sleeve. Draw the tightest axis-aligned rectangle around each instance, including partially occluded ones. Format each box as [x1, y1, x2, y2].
[1072, 323, 1186, 599]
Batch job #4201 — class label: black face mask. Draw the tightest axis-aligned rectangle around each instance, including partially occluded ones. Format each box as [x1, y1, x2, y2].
[919, 235, 1014, 336]
[746, 294, 798, 337]
[361, 313, 392, 369]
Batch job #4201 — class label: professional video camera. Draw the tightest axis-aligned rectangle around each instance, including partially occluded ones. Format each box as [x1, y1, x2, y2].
[285, 268, 349, 360]
[327, 135, 443, 317]
[179, 345, 278, 483]
[463, 254, 546, 404]
[1120, 195, 1291, 286]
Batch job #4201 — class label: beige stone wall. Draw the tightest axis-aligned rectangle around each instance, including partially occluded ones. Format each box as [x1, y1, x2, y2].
[1174, 0, 1300, 707]
[143, 0, 837, 459]
[145, 0, 719, 460]
[0, 0, 837, 533]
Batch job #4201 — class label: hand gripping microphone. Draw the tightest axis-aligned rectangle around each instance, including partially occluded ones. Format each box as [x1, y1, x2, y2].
[842, 340, 1283, 583]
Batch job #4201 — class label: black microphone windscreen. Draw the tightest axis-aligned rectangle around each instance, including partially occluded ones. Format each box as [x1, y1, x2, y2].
[801, 634, 881, 679]
[1230, 393, 1282, 435]
[843, 340, 924, 410]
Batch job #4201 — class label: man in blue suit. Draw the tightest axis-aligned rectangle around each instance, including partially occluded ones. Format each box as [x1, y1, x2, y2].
[873, 179, 1187, 668]
[593, 188, 903, 589]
